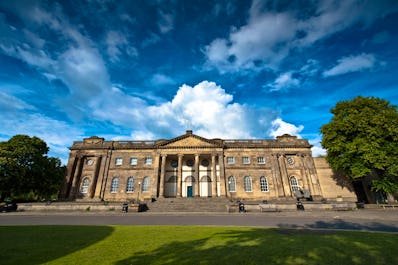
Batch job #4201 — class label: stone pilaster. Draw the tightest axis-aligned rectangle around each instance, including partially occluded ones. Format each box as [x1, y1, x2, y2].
[177, 154, 183, 197]
[211, 154, 217, 197]
[195, 154, 200, 196]
[159, 154, 167, 197]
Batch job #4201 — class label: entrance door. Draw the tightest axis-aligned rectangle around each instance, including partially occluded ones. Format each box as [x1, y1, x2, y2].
[187, 186, 193, 198]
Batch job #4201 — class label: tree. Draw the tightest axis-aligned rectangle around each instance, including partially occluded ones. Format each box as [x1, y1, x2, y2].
[321, 96, 398, 194]
[0, 135, 65, 200]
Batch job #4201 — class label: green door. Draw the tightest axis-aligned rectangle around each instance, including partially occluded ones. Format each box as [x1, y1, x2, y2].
[187, 186, 193, 197]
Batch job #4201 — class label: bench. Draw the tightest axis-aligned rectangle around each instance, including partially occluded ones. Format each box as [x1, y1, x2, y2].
[260, 205, 279, 212]
[380, 204, 398, 209]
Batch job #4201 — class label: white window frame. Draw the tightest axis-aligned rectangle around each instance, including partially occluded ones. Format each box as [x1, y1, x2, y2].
[226, 156, 235, 164]
[290, 176, 300, 192]
[242, 156, 250, 164]
[80, 177, 90, 194]
[126, 177, 134, 193]
[260, 176, 269, 192]
[130, 157, 138, 165]
[244, 176, 252, 192]
[110, 177, 119, 193]
[228, 176, 236, 192]
[142, 176, 150, 192]
[115, 157, 123, 166]
[144, 157, 152, 165]
[257, 156, 265, 164]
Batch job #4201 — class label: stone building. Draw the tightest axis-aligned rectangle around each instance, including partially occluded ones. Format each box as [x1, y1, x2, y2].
[59, 130, 356, 202]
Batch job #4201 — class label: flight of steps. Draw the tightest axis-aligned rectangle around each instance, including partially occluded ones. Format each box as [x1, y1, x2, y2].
[145, 197, 231, 212]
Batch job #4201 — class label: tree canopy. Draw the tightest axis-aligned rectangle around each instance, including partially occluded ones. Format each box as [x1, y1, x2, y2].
[0, 135, 65, 201]
[321, 96, 398, 193]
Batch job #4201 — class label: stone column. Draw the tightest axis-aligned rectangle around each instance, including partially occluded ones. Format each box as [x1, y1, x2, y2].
[70, 156, 84, 199]
[211, 154, 217, 197]
[271, 154, 284, 197]
[99, 149, 112, 200]
[298, 154, 310, 193]
[90, 156, 102, 199]
[177, 154, 183, 197]
[195, 154, 200, 196]
[278, 154, 292, 197]
[61, 154, 78, 199]
[218, 153, 226, 197]
[159, 154, 167, 197]
[152, 154, 161, 198]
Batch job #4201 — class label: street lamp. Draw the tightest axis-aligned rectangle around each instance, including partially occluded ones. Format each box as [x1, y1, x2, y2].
[137, 181, 141, 203]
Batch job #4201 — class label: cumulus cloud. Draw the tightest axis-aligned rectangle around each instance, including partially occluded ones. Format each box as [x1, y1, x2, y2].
[204, 0, 397, 73]
[269, 118, 304, 138]
[268, 72, 300, 92]
[323, 53, 376, 77]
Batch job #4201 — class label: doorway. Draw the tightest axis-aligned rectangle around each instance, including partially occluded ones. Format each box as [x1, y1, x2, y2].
[187, 186, 193, 198]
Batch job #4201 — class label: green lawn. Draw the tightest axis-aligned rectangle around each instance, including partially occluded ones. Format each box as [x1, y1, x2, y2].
[0, 226, 397, 265]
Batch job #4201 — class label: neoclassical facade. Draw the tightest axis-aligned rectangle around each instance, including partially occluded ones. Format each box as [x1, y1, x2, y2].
[60, 130, 356, 202]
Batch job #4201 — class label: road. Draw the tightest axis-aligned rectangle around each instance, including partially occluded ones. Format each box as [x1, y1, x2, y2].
[1, 210, 397, 232]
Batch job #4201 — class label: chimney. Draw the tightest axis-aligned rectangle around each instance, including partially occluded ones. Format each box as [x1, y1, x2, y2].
[186, 130, 193, 135]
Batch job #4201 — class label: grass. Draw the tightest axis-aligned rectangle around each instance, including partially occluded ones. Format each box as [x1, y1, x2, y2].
[0, 226, 397, 265]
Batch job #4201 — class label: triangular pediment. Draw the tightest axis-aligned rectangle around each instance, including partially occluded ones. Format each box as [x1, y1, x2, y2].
[159, 131, 222, 148]
[163, 136, 215, 147]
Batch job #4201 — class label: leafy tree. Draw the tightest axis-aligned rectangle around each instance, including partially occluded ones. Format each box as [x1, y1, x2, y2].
[321, 96, 398, 194]
[0, 135, 65, 200]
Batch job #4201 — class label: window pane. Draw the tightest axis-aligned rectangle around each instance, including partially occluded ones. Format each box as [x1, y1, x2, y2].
[260, 177, 268, 192]
[130, 158, 137, 165]
[142, 177, 150, 192]
[81, 177, 90, 193]
[111, 177, 119, 193]
[291, 176, 300, 192]
[244, 176, 252, 192]
[257, 157, 265, 164]
[242, 157, 250, 164]
[228, 176, 236, 192]
[126, 177, 134, 192]
[115, 158, 123, 165]
[226, 157, 234, 164]
[145, 157, 152, 165]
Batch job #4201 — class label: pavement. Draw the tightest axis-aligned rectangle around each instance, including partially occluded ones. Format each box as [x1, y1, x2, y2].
[1, 208, 397, 233]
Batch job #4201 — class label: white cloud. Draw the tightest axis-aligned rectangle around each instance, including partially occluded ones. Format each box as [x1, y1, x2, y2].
[158, 10, 174, 34]
[323, 53, 376, 77]
[269, 118, 304, 138]
[309, 137, 327, 157]
[204, 0, 396, 73]
[150, 74, 176, 86]
[105, 30, 137, 62]
[268, 72, 300, 92]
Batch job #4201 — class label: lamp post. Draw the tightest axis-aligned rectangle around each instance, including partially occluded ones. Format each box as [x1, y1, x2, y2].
[137, 181, 141, 203]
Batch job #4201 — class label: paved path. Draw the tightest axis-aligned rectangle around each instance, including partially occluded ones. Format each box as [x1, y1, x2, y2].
[1, 209, 397, 233]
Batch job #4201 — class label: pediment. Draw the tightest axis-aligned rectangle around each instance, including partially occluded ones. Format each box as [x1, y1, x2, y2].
[163, 136, 216, 148]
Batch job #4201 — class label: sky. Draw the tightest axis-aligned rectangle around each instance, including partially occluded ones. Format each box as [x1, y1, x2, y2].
[1, 0, 398, 164]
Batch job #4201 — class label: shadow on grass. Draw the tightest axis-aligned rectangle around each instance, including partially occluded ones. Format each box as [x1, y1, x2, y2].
[115, 227, 398, 265]
[278, 219, 398, 232]
[0, 225, 113, 265]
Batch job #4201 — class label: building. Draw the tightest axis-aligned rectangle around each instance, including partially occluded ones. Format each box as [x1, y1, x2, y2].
[60, 130, 357, 202]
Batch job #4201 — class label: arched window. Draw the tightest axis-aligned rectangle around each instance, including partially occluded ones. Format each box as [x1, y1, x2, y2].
[142, 177, 150, 192]
[290, 176, 300, 192]
[110, 177, 119, 193]
[126, 177, 134, 193]
[244, 176, 252, 192]
[168, 176, 177, 183]
[228, 176, 236, 192]
[80, 177, 90, 194]
[260, 176, 269, 192]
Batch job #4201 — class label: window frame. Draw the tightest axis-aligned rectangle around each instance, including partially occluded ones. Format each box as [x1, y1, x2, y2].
[80, 177, 90, 194]
[260, 176, 269, 192]
[257, 156, 265, 164]
[242, 156, 250, 164]
[130, 157, 138, 166]
[228, 176, 236, 192]
[226, 156, 235, 164]
[144, 157, 152, 165]
[290, 176, 300, 192]
[126, 177, 135, 193]
[244, 176, 252, 192]
[115, 157, 123, 166]
[142, 176, 150, 192]
[110, 177, 119, 193]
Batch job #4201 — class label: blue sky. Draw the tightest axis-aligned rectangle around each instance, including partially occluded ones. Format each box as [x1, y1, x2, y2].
[1, 0, 398, 164]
